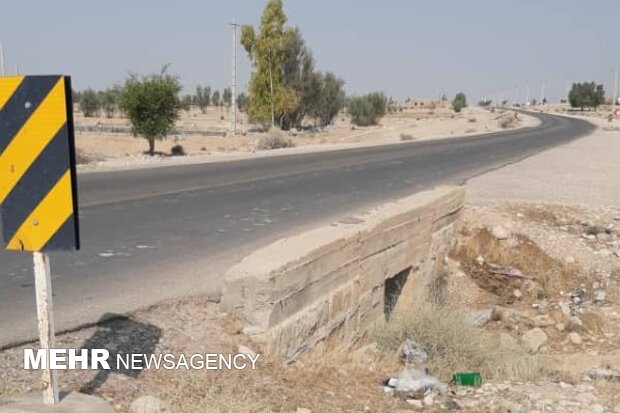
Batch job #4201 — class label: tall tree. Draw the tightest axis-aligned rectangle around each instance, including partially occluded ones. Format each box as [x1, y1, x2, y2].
[80, 89, 100, 117]
[222, 88, 232, 107]
[100, 87, 120, 118]
[195, 85, 211, 113]
[119, 67, 184, 156]
[241, 0, 299, 129]
[211, 90, 221, 107]
[279, 28, 317, 129]
[237, 93, 249, 113]
[309, 72, 345, 127]
[569, 82, 605, 110]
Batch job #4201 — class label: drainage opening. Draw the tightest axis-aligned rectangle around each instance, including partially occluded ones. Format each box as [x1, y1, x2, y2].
[384, 266, 412, 321]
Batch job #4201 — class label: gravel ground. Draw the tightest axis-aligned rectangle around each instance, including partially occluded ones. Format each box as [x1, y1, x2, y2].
[468, 115, 620, 207]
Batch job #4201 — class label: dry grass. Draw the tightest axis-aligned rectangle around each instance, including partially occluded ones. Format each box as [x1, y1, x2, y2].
[579, 312, 605, 334]
[154, 351, 399, 413]
[75, 148, 94, 164]
[453, 228, 574, 300]
[509, 205, 566, 224]
[400, 133, 415, 141]
[373, 300, 546, 382]
[498, 115, 518, 129]
[256, 129, 295, 150]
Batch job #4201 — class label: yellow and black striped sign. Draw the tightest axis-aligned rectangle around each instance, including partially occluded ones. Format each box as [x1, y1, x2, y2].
[0, 75, 79, 252]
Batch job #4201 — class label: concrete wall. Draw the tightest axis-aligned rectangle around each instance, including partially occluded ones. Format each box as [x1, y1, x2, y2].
[220, 186, 465, 361]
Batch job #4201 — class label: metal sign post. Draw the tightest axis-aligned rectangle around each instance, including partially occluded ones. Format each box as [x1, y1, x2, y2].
[0, 75, 80, 405]
[33, 252, 59, 404]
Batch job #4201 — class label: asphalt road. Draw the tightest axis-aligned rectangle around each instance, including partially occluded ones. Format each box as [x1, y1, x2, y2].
[0, 112, 594, 348]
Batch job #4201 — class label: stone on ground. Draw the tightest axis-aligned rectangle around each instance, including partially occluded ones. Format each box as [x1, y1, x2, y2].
[520, 328, 548, 353]
[129, 396, 168, 413]
[568, 332, 583, 345]
[491, 225, 510, 240]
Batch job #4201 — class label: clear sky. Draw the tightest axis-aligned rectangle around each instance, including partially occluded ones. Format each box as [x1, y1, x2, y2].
[1, 0, 617, 103]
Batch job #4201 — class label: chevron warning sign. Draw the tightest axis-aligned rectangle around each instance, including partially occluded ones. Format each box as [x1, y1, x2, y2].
[0, 75, 80, 252]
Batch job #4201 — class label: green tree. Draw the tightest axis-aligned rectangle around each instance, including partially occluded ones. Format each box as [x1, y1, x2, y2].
[212, 90, 221, 107]
[278, 27, 317, 129]
[241, 0, 299, 128]
[237, 93, 249, 113]
[569, 82, 605, 110]
[80, 89, 100, 117]
[182, 95, 193, 112]
[72, 90, 82, 105]
[195, 85, 211, 113]
[100, 87, 120, 118]
[347, 92, 387, 126]
[309, 72, 345, 127]
[119, 67, 185, 156]
[223, 88, 232, 107]
[452, 92, 467, 113]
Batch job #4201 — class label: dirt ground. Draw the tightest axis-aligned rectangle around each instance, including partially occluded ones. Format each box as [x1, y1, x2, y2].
[75, 106, 538, 172]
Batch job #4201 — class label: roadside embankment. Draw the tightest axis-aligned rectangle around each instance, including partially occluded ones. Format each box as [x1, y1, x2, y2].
[220, 186, 465, 361]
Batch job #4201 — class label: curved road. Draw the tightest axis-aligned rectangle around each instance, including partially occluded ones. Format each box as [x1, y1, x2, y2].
[0, 112, 594, 348]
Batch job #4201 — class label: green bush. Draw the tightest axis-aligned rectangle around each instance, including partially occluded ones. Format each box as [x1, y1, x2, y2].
[80, 89, 100, 117]
[452, 92, 467, 113]
[170, 144, 185, 156]
[347, 92, 387, 126]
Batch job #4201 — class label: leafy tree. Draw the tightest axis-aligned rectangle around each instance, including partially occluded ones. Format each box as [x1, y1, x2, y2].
[212, 90, 221, 107]
[568, 82, 605, 110]
[195, 85, 211, 113]
[119, 67, 185, 156]
[278, 27, 317, 129]
[72, 90, 82, 105]
[501, 99, 508, 106]
[478, 98, 492, 107]
[542, 97, 547, 105]
[241, 0, 299, 128]
[452, 92, 467, 113]
[237, 93, 249, 113]
[347, 92, 387, 126]
[100, 87, 120, 118]
[182, 95, 193, 111]
[80, 89, 100, 117]
[309, 72, 345, 127]
[223, 88, 232, 107]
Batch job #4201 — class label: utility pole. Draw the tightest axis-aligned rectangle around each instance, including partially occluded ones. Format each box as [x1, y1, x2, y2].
[230, 21, 240, 135]
[613, 67, 618, 106]
[0, 43, 5, 76]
